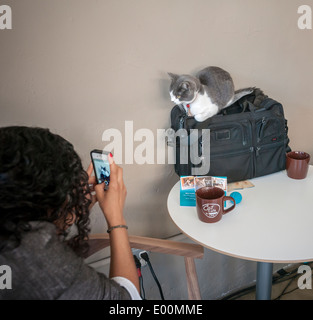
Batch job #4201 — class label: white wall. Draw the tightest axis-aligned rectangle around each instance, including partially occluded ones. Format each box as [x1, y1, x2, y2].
[1, 0, 312, 299]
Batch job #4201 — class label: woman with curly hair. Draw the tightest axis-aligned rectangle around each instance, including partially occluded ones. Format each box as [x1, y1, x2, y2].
[0, 126, 140, 300]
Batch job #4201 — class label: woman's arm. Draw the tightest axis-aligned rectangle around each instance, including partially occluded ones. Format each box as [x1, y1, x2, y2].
[90, 155, 140, 293]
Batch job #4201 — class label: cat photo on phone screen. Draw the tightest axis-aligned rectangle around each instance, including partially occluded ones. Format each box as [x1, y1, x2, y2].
[90, 150, 110, 188]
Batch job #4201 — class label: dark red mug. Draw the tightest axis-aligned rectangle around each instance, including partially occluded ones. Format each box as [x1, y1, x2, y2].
[286, 151, 310, 180]
[196, 187, 236, 223]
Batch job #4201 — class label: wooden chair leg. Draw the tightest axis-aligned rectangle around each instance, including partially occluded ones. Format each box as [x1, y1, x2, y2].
[184, 257, 201, 300]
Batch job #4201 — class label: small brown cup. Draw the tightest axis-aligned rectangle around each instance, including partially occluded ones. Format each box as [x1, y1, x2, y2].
[196, 187, 236, 223]
[286, 151, 310, 180]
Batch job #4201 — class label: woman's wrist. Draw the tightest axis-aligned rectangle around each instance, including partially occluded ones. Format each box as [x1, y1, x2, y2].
[107, 224, 128, 233]
[106, 216, 127, 229]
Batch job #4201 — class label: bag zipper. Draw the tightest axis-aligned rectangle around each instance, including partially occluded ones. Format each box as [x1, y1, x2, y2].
[257, 117, 266, 143]
[257, 117, 281, 143]
[210, 147, 253, 159]
[255, 141, 285, 157]
[179, 114, 188, 129]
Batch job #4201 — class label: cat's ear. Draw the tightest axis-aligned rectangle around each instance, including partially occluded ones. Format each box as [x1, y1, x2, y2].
[168, 72, 179, 81]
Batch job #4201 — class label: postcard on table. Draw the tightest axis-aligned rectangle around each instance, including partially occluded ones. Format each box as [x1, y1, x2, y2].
[180, 176, 227, 207]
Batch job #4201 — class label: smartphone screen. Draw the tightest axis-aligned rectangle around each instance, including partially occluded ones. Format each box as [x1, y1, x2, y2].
[90, 150, 110, 188]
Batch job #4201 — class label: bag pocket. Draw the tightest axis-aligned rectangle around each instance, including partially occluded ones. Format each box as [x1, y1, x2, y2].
[208, 121, 250, 152]
[256, 116, 285, 145]
[255, 142, 286, 177]
[209, 148, 254, 183]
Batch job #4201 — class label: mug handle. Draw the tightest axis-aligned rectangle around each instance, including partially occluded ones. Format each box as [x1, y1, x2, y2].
[222, 196, 236, 214]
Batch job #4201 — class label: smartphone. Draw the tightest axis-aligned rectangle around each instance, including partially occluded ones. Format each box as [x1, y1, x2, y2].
[90, 149, 110, 188]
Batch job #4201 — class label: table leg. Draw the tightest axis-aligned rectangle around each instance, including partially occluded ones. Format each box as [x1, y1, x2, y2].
[256, 262, 273, 300]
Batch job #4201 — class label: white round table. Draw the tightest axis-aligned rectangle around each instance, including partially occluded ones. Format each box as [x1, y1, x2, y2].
[167, 167, 313, 299]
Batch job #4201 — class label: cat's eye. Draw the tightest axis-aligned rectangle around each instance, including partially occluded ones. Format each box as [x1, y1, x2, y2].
[177, 95, 181, 99]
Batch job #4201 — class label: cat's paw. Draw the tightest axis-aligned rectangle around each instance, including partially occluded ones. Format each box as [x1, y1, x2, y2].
[194, 113, 211, 122]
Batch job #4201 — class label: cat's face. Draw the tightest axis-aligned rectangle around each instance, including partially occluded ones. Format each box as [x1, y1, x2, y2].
[168, 73, 200, 105]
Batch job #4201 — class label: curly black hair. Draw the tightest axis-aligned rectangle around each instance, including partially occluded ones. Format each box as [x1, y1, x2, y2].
[0, 126, 91, 252]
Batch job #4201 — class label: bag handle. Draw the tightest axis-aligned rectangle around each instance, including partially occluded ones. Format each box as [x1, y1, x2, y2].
[246, 99, 278, 113]
[245, 101, 257, 112]
[260, 98, 281, 110]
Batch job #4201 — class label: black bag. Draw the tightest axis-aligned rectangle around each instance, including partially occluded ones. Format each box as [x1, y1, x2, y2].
[170, 88, 291, 183]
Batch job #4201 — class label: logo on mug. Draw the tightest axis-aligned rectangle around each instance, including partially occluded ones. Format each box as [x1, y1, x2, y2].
[202, 204, 220, 218]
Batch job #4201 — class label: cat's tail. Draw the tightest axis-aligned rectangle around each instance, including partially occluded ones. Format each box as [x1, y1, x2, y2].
[226, 87, 255, 107]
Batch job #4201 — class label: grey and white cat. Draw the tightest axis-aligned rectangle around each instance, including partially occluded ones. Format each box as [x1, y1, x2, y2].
[169, 66, 254, 122]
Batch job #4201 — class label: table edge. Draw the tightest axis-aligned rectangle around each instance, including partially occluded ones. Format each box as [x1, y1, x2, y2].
[167, 180, 313, 264]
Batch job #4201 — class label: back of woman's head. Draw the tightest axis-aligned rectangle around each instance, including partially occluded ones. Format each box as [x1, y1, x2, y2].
[0, 126, 90, 247]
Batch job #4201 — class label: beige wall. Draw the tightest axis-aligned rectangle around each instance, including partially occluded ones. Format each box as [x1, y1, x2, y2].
[1, 0, 313, 298]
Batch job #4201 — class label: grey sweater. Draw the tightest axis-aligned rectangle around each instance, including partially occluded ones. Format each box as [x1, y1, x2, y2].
[0, 221, 130, 300]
